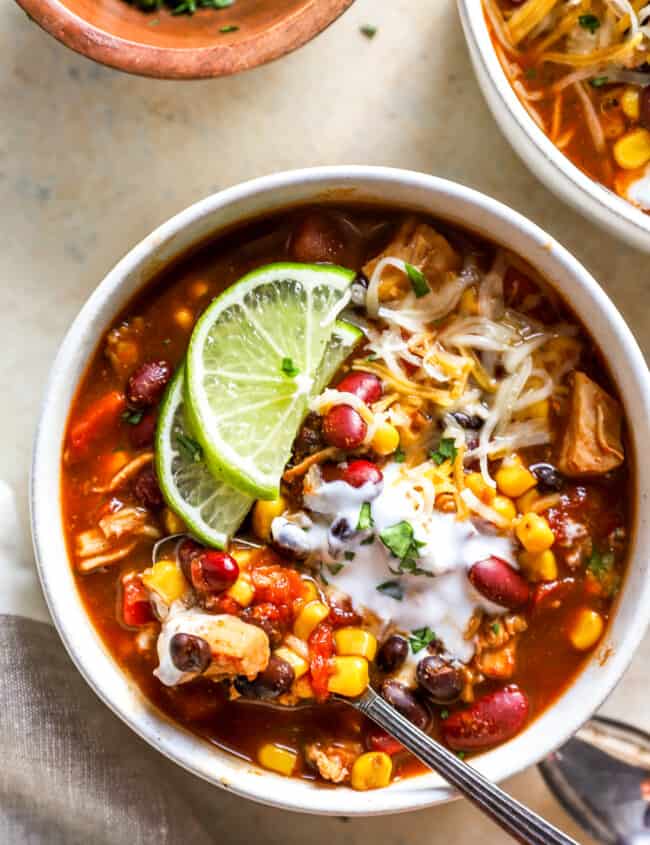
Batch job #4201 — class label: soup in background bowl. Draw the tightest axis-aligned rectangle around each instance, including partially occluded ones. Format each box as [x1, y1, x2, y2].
[31, 167, 650, 815]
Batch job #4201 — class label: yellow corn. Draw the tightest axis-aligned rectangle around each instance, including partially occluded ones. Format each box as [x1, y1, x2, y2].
[142, 559, 188, 604]
[371, 422, 400, 456]
[174, 307, 194, 330]
[226, 574, 255, 607]
[621, 87, 640, 120]
[516, 512, 555, 553]
[293, 600, 330, 641]
[334, 628, 377, 661]
[460, 286, 479, 316]
[301, 579, 319, 602]
[274, 646, 309, 679]
[162, 507, 187, 535]
[520, 549, 558, 582]
[230, 547, 256, 570]
[293, 676, 315, 699]
[252, 496, 287, 541]
[492, 495, 517, 523]
[465, 471, 496, 503]
[613, 128, 650, 169]
[496, 456, 537, 498]
[327, 656, 369, 697]
[569, 608, 604, 651]
[257, 744, 298, 777]
[351, 752, 393, 791]
[516, 489, 539, 514]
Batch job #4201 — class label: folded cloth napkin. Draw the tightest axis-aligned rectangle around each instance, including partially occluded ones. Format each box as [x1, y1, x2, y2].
[0, 481, 214, 845]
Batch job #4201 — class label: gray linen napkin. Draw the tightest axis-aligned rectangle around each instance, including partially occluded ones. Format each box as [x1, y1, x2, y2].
[0, 614, 214, 845]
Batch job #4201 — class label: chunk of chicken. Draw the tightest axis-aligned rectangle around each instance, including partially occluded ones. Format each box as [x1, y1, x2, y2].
[155, 611, 270, 687]
[474, 640, 517, 680]
[557, 372, 624, 477]
[305, 741, 363, 784]
[363, 216, 462, 299]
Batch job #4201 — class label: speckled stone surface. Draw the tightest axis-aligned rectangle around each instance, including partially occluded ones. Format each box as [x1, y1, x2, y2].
[1, 0, 648, 841]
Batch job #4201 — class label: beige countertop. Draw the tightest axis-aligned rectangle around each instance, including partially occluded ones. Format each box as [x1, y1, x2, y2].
[1, 0, 648, 841]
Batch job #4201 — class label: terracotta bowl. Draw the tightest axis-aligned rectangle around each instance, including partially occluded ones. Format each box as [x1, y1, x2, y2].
[14, 0, 354, 79]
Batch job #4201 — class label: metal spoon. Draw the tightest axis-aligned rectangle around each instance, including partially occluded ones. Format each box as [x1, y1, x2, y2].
[539, 716, 650, 845]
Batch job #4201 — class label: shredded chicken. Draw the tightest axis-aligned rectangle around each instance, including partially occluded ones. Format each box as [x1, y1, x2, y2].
[75, 506, 160, 572]
[105, 317, 145, 375]
[305, 741, 363, 784]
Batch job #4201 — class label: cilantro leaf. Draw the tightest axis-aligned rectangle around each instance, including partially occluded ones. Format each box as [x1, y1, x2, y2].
[579, 13, 600, 32]
[376, 580, 404, 601]
[327, 562, 344, 576]
[122, 409, 144, 425]
[393, 445, 406, 463]
[357, 502, 374, 531]
[590, 76, 609, 88]
[408, 626, 437, 653]
[344, 551, 355, 561]
[360, 24, 377, 39]
[430, 437, 457, 466]
[380, 521, 429, 577]
[219, 24, 239, 32]
[281, 357, 300, 377]
[405, 263, 430, 298]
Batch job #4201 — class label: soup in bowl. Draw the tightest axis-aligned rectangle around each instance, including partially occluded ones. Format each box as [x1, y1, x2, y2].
[31, 167, 650, 814]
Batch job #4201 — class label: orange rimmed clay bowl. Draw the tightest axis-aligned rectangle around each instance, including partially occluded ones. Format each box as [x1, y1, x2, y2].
[14, 0, 355, 79]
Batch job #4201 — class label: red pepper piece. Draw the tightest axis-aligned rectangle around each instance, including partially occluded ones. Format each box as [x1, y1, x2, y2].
[68, 391, 126, 459]
[121, 574, 154, 627]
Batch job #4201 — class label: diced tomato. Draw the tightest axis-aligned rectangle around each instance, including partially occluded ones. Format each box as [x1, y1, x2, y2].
[531, 578, 576, 614]
[250, 564, 304, 605]
[68, 391, 126, 459]
[121, 574, 154, 627]
[308, 621, 334, 701]
[213, 595, 241, 615]
[367, 728, 405, 756]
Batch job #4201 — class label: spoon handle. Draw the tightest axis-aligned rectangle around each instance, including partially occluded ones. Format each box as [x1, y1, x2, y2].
[351, 687, 578, 845]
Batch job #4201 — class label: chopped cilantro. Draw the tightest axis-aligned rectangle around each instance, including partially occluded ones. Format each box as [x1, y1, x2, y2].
[590, 76, 609, 88]
[587, 546, 620, 597]
[219, 24, 239, 32]
[430, 437, 458, 466]
[380, 521, 430, 576]
[405, 262, 430, 298]
[344, 551, 356, 561]
[121, 409, 144, 425]
[281, 357, 300, 377]
[360, 534, 375, 545]
[360, 24, 377, 39]
[408, 626, 437, 653]
[524, 67, 537, 80]
[579, 13, 600, 32]
[327, 562, 344, 576]
[457, 751, 466, 761]
[366, 352, 379, 361]
[357, 502, 373, 531]
[440, 709, 449, 720]
[175, 432, 203, 463]
[491, 622, 501, 635]
[393, 445, 406, 463]
[376, 580, 404, 601]
[317, 561, 329, 585]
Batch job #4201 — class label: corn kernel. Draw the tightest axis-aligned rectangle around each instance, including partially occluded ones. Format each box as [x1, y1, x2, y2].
[516, 489, 539, 514]
[327, 656, 369, 697]
[520, 549, 558, 582]
[257, 744, 298, 777]
[614, 128, 650, 170]
[621, 87, 640, 120]
[230, 547, 255, 570]
[569, 608, 604, 651]
[301, 579, 319, 602]
[516, 512, 555, 553]
[351, 751, 393, 790]
[293, 676, 315, 699]
[142, 559, 188, 604]
[293, 600, 330, 641]
[371, 422, 400, 456]
[174, 307, 194, 330]
[274, 646, 309, 679]
[492, 495, 517, 523]
[496, 456, 537, 498]
[460, 286, 479, 316]
[252, 496, 287, 541]
[334, 628, 377, 661]
[465, 471, 496, 503]
[162, 507, 187, 535]
[226, 574, 255, 607]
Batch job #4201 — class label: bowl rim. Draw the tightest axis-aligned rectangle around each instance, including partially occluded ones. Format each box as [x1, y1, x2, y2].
[456, 0, 650, 252]
[13, 0, 354, 80]
[31, 165, 650, 815]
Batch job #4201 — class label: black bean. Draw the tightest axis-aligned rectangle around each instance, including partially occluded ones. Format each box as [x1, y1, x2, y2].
[451, 411, 484, 430]
[640, 86, 650, 130]
[381, 680, 431, 731]
[127, 360, 172, 408]
[376, 635, 409, 673]
[169, 633, 212, 674]
[234, 655, 295, 700]
[133, 465, 164, 509]
[239, 607, 284, 648]
[416, 655, 463, 703]
[530, 462, 564, 492]
[330, 517, 354, 540]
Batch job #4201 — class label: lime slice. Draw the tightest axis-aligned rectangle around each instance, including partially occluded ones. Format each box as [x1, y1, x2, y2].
[157, 321, 362, 548]
[156, 366, 253, 549]
[186, 263, 355, 499]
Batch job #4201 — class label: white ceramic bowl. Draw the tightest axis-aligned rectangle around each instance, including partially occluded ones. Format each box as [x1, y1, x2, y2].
[457, 0, 650, 252]
[31, 166, 650, 815]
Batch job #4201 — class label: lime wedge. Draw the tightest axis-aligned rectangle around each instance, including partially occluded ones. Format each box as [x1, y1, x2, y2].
[155, 366, 253, 549]
[186, 263, 355, 499]
[157, 321, 362, 548]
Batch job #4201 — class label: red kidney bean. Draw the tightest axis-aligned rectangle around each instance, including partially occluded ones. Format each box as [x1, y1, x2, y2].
[133, 465, 164, 510]
[381, 681, 431, 732]
[417, 655, 463, 703]
[327, 593, 362, 628]
[289, 211, 362, 266]
[376, 635, 409, 673]
[129, 410, 158, 449]
[468, 556, 530, 609]
[341, 459, 383, 488]
[336, 372, 383, 404]
[127, 360, 172, 408]
[178, 539, 205, 581]
[191, 551, 239, 593]
[441, 685, 530, 750]
[323, 405, 367, 449]
[531, 577, 577, 614]
[169, 633, 212, 674]
[121, 574, 154, 627]
[640, 86, 650, 130]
